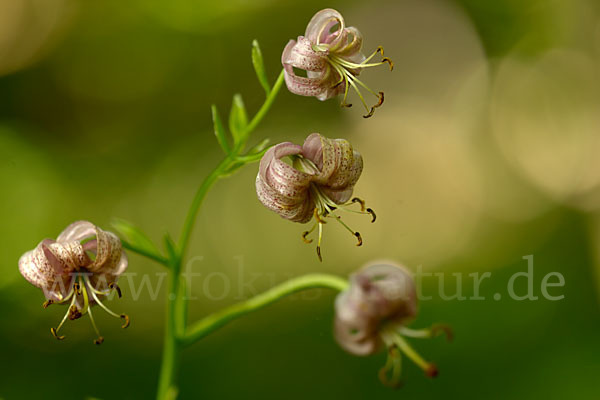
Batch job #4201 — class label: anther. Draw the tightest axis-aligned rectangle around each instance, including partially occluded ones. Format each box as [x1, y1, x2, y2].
[351, 197, 366, 211]
[94, 336, 104, 345]
[375, 92, 385, 108]
[341, 102, 353, 108]
[431, 324, 453, 342]
[120, 314, 130, 329]
[109, 282, 122, 298]
[382, 57, 394, 71]
[74, 282, 81, 296]
[302, 231, 313, 244]
[68, 305, 82, 321]
[376, 46, 385, 55]
[43, 300, 54, 309]
[354, 232, 363, 246]
[363, 107, 376, 119]
[316, 246, 322, 262]
[50, 327, 65, 340]
[367, 208, 376, 223]
[425, 363, 438, 378]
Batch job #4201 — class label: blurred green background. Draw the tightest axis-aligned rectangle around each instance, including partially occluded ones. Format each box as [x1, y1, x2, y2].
[1, 0, 600, 398]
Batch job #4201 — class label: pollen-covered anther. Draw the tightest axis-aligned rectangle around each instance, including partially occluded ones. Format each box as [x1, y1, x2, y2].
[120, 314, 130, 329]
[351, 197, 366, 211]
[94, 336, 104, 345]
[50, 327, 65, 340]
[425, 363, 439, 378]
[109, 282, 122, 298]
[301, 231, 313, 244]
[68, 305, 82, 320]
[43, 300, 54, 309]
[354, 232, 362, 246]
[316, 246, 323, 262]
[74, 282, 82, 296]
[367, 208, 376, 223]
[431, 324, 453, 342]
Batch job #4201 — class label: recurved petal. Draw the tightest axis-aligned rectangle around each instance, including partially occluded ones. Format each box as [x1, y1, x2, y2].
[302, 133, 337, 184]
[335, 26, 364, 59]
[305, 8, 346, 49]
[282, 37, 328, 72]
[45, 241, 90, 273]
[354, 262, 419, 321]
[90, 227, 125, 276]
[263, 142, 313, 199]
[19, 239, 72, 301]
[56, 220, 96, 242]
[325, 139, 363, 190]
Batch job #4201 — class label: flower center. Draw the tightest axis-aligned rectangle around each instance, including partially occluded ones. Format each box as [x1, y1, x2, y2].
[292, 155, 376, 261]
[46, 272, 129, 344]
[324, 45, 393, 118]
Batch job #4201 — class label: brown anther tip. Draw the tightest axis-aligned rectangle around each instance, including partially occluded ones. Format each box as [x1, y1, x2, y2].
[363, 107, 375, 118]
[351, 197, 366, 211]
[382, 57, 394, 71]
[94, 337, 104, 345]
[43, 300, 53, 309]
[68, 305, 82, 321]
[50, 328, 65, 340]
[431, 324, 453, 342]
[109, 282, 122, 298]
[425, 363, 439, 378]
[367, 208, 376, 223]
[301, 231, 313, 244]
[341, 102, 353, 108]
[120, 314, 130, 329]
[316, 246, 323, 262]
[375, 92, 385, 108]
[73, 282, 81, 296]
[354, 232, 363, 246]
[377, 46, 385, 55]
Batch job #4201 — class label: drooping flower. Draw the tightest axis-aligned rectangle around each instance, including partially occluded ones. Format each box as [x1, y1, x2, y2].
[282, 8, 393, 118]
[18, 221, 130, 344]
[256, 133, 375, 261]
[334, 261, 452, 387]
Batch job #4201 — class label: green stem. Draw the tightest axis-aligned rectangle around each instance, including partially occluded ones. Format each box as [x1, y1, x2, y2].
[181, 274, 348, 346]
[156, 68, 286, 400]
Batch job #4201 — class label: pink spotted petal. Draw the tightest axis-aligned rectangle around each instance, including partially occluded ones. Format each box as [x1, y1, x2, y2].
[305, 8, 346, 49]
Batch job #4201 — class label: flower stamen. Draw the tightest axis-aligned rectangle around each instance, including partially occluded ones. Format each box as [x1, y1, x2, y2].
[378, 345, 403, 388]
[85, 276, 130, 329]
[383, 330, 438, 378]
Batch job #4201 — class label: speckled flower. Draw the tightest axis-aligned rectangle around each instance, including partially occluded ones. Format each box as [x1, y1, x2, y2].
[282, 8, 393, 118]
[256, 133, 375, 261]
[19, 221, 130, 344]
[334, 261, 452, 387]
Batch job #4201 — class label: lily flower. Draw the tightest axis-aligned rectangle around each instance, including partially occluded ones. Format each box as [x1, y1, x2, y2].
[282, 8, 393, 118]
[18, 221, 130, 344]
[256, 133, 375, 261]
[334, 262, 452, 387]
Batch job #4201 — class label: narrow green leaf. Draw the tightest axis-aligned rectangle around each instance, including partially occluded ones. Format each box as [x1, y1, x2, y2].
[163, 233, 178, 261]
[252, 39, 270, 95]
[211, 105, 230, 154]
[247, 138, 270, 155]
[228, 93, 248, 145]
[112, 218, 162, 258]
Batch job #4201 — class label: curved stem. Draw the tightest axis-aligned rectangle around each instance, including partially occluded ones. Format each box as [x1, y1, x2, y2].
[181, 273, 348, 346]
[236, 69, 285, 150]
[156, 68, 286, 400]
